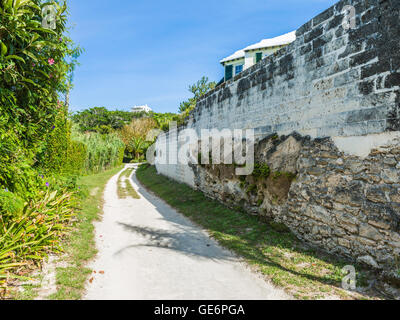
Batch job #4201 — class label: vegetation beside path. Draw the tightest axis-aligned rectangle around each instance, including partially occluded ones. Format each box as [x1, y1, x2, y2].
[47, 165, 123, 300]
[15, 166, 123, 300]
[136, 165, 380, 300]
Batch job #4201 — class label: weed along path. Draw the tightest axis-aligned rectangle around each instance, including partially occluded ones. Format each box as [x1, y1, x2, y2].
[84, 164, 289, 300]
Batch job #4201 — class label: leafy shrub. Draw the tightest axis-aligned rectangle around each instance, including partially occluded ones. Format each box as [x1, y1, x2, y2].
[45, 175, 79, 193]
[36, 103, 70, 174]
[0, 190, 25, 217]
[64, 140, 88, 175]
[0, 0, 81, 197]
[152, 112, 180, 132]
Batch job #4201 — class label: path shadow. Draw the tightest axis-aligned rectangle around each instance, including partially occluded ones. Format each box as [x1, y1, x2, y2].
[130, 166, 386, 300]
[113, 168, 235, 261]
[116, 222, 234, 262]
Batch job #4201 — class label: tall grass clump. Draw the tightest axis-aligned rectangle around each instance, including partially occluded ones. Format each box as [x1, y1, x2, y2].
[0, 189, 75, 296]
[71, 128, 125, 174]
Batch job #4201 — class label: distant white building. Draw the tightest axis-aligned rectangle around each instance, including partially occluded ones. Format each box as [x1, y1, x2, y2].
[131, 105, 152, 113]
[220, 31, 296, 81]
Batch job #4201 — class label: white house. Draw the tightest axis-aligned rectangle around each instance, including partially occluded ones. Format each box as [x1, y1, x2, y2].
[131, 105, 152, 113]
[220, 31, 296, 81]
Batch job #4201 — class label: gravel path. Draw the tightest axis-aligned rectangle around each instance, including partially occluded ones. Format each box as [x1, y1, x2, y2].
[84, 165, 289, 300]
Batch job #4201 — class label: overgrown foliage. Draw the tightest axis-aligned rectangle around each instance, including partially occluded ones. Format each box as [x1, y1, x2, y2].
[0, 0, 81, 194]
[0, 0, 90, 295]
[71, 127, 125, 174]
[253, 163, 271, 178]
[71, 108, 182, 161]
[0, 190, 75, 291]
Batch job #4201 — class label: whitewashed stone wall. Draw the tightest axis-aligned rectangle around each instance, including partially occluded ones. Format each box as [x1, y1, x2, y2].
[155, 129, 196, 187]
[157, 0, 400, 185]
[187, 0, 399, 139]
[154, 0, 400, 292]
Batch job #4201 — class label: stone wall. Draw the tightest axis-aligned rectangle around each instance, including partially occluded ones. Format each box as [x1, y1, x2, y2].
[155, 128, 196, 188]
[191, 133, 400, 273]
[154, 0, 400, 288]
[186, 0, 400, 139]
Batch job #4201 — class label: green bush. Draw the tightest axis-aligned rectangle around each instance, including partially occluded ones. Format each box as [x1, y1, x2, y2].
[0, 189, 25, 217]
[0, 0, 81, 198]
[64, 140, 88, 175]
[36, 105, 70, 174]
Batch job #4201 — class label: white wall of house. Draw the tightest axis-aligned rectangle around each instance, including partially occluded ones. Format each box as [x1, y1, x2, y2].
[244, 46, 284, 69]
[224, 58, 245, 76]
[223, 45, 287, 80]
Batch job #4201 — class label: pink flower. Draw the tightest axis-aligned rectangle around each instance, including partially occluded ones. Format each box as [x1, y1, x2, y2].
[48, 58, 55, 65]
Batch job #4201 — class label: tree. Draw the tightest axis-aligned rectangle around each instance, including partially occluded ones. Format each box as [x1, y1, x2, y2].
[118, 118, 158, 161]
[179, 76, 216, 113]
[152, 112, 180, 131]
[71, 107, 146, 132]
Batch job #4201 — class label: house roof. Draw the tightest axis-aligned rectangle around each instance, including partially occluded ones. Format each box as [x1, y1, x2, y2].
[220, 31, 296, 65]
[220, 49, 246, 64]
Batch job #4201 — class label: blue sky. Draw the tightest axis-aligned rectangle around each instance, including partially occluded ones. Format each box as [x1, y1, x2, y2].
[68, 0, 337, 113]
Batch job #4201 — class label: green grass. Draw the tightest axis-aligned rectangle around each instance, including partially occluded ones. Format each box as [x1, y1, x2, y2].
[13, 275, 42, 300]
[47, 165, 124, 300]
[136, 164, 378, 300]
[117, 168, 140, 199]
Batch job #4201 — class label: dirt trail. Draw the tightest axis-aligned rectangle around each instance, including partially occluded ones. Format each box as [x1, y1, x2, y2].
[84, 164, 289, 300]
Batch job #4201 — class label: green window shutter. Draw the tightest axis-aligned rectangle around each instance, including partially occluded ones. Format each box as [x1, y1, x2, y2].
[225, 65, 233, 81]
[256, 52, 263, 63]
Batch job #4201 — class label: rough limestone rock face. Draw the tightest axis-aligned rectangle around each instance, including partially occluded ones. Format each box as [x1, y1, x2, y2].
[266, 136, 302, 173]
[193, 133, 400, 277]
[288, 136, 400, 270]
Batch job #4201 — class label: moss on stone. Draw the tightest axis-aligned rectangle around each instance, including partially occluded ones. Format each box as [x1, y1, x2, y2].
[253, 163, 271, 178]
[272, 171, 297, 181]
[246, 184, 257, 194]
